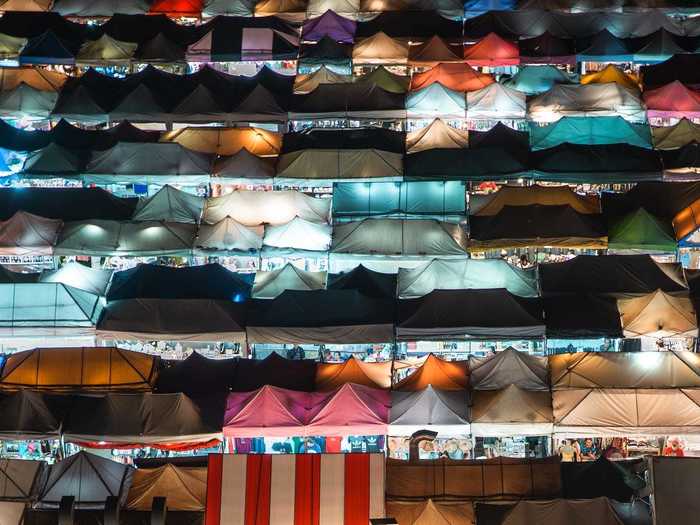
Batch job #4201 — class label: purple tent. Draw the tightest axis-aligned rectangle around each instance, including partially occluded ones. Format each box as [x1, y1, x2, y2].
[302, 10, 357, 44]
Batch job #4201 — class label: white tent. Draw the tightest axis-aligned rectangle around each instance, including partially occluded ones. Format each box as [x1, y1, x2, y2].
[466, 83, 526, 120]
[406, 83, 466, 119]
[195, 218, 264, 253]
[131, 186, 204, 224]
[263, 217, 332, 252]
[251, 263, 326, 299]
[0, 211, 62, 256]
[352, 32, 409, 65]
[40, 262, 113, 296]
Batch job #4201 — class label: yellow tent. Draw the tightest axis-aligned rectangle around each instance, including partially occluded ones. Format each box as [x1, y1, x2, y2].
[0, 67, 67, 91]
[160, 126, 281, 156]
[580, 64, 639, 92]
[126, 464, 207, 511]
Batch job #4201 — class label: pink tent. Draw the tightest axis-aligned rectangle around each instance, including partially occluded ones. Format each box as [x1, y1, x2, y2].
[644, 81, 700, 119]
[307, 383, 390, 437]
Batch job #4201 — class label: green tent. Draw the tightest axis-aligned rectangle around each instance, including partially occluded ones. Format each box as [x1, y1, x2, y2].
[530, 116, 653, 151]
[608, 208, 677, 253]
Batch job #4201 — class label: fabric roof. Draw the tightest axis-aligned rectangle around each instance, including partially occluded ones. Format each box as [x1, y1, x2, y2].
[469, 347, 548, 391]
[608, 208, 677, 252]
[223, 385, 308, 437]
[263, 217, 332, 252]
[0, 83, 57, 119]
[406, 118, 469, 153]
[126, 464, 207, 511]
[0, 458, 44, 502]
[289, 82, 406, 120]
[232, 353, 317, 392]
[410, 62, 494, 93]
[356, 66, 409, 94]
[397, 258, 538, 299]
[408, 36, 464, 67]
[640, 54, 700, 89]
[653, 118, 700, 150]
[0, 347, 156, 392]
[160, 126, 281, 156]
[386, 500, 474, 525]
[0, 67, 65, 92]
[0, 391, 63, 441]
[480, 498, 624, 525]
[302, 10, 356, 43]
[389, 385, 469, 436]
[471, 385, 553, 436]
[131, 185, 204, 224]
[37, 451, 134, 510]
[0, 211, 61, 256]
[155, 352, 237, 396]
[645, 80, 700, 119]
[395, 355, 467, 391]
[580, 65, 639, 91]
[351, 31, 409, 64]
[293, 66, 352, 94]
[543, 294, 624, 339]
[504, 65, 574, 95]
[529, 116, 652, 150]
[464, 32, 519, 66]
[195, 218, 264, 253]
[149, 0, 203, 16]
[202, 0, 255, 15]
[470, 185, 600, 216]
[39, 262, 112, 296]
[252, 263, 325, 299]
[315, 357, 392, 390]
[77, 35, 137, 65]
[618, 289, 697, 338]
[577, 30, 634, 62]
[407, 83, 466, 119]
[53, 0, 150, 16]
[212, 149, 276, 183]
[519, 32, 576, 65]
[355, 11, 462, 40]
[466, 82, 526, 120]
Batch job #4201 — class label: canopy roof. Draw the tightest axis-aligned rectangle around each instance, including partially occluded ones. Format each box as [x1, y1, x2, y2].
[0, 347, 157, 392]
[386, 500, 474, 525]
[580, 65, 639, 91]
[289, 82, 406, 120]
[302, 10, 357, 44]
[645, 80, 700, 119]
[479, 498, 624, 525]
[77, 35, 138, 65]
[327, 264, 397, 298]
[0, 83, 57, 119]
[410, 62, 494, 93]
[543, 294, 624, 339]
[39, 262, 113, 296]
[212, 149, 275, 183]
[470, 185, 600, 216]
[0, 67, 66, 92]
[466, 82, 526, 119]
[155, 352, 237, 396]
[463, 32, 519, 66]
[53, 0, 150, 16]
[397, 258, 538, 299]
[315, 357, 392, 390]
[618, 289, 697, 338]
[0, 391, 63, 441]
[355, 12, 463, 40]
[251, 263, 325, 299]
[0, 458, 44, 502]
[407, 82, 466, 118]
[389, 385, 469, 435]
[232, 353, 317, 392]
[653, 118, 700, 150]
[503, 65, 574, 95]
[97, 298, 247, 342]
[469, 347, 548, 391]
[293, 66, 352, 94]
[406, 119, 469, 154]
[131, 185, 204, 224]
[608, 208, 677, 252]
[351, 31, 409, 64]
[519, 32, 576, 65]
[0, 211, 62, 256]
[395, 354, 468, 391]
[640, 54, 700, 89]
[471, 385, 553, 436]
[529, 116, 652, 150]
[577, 30, 634, 62]
[160, 126, 281, 156]
[356, 66, 409, 93]
[195, 218, 264, 253]
[299, 36, 352, 66]
[263, 217, 332, 252]
[37, 451, 134, 510]
[408, 36, 464, 67]
[126, 464, 207, 511]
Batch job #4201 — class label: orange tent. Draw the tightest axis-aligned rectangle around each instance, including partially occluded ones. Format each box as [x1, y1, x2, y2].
[315, 356, 392, 390]
[580, 64, 639, 91]
[160, 126, 282, 156]
[673, 199, 700, 241]
[0, 67, 66, 92]
[149, 0, 202, 16]
[394, 354, 468, 391]
[464, 32, 519, 67]
[410, 63, 494, 93]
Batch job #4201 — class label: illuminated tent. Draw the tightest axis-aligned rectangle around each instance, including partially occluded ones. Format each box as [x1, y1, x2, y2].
[203, 190, 327, 227]
[576, 30, 633, 62]
[389, 386, 470, 436]
[543, 294, 623, 339]
[315, 357, 393, 390]
[62, 393, 222, 447]
[540, 255, 687, 295]
[289, 82, 406, 120]
[357, 0, 464, 16]
[504, 65, 575, 95]
[476, 498, 625, 525]
[149, 0, 203, 17]
[549, 351, 700, 390]
[0, 211, 61, 256]
[0, 188, 136, 221]
[355, 66, 409, 93]
[293, 66, 352, 94]
[37, 451, 134, 510]
[394, 354, 468, 391]
[618, 289, 697, 338]
[212, 149, 276, 184]
[355, 12, 462, 40]
[397, 258, 538, 299]
[0, 347, 157, 392]
[56, 220, 197, 257]
[202, 0, 255, 15]
[406, 119, 469, 153]
[470, 185, 600, 216]
[222, 385, 309, 436]
[107, 263, 251, 301]
[263, 217, 332, 252]
[254, 0, 306, 15]
[251, 263, 326, 299]
[351, 31, 409, 64]
[0, 391, 63, 440]
[131, 186, 204, 224]
[607, 208, 677, 252]
[97, 298, 247, 342]
[463, 32, 519, 66]
[76, 35, 137, 65]
[52, 0, 150, 16]
[580, 64, 639, 91]
[386, 500, 474, 525]
[410, 62, 494, 93]
[0, 0, 51, 10]
[673, 198, 700, 245]
[469, 347, 548, 391]
[471, 385, 553, 437]
[466, 82, 526, 120]
[652, 119, 700, 150]
[527, 83, 646, 123]
[40, 262, 113, 296]
[306, 0, 359, 18]
[519, 32, 576, 65]
[0, 33, 25, 59]
[126, 464, 207, 511]
[407, 83, 466, 119]
[160, 126, 281, 156]
[232, 353, 317, 392]
[248, 289, 395, 344]
[408, 36, 464, 67]
[0, 67, 65, 119]
[307, 383, 390, 437]
[644, 80, 700, 119]
[553, 388, 700, 436]
[195, 218, 264, 253]
[0, 458, 45, 501]
[302, 10, 356, 43]
[529, 116, 653, 150]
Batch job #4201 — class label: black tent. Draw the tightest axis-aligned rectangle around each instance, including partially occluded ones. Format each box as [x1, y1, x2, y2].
[231, 352, 317, 392]
[641, 54, 700, 88]
[20, 31, 80, 66]
[601, 181, 700, 221]
[298, 36, 352, 66]
[561, 456, 646, 502]
[0, 120, 50, 152]
[661, 142, 700, 173]
[355, 11, 463, 39]
[463, 10, 556, 39]
[405, 147, 528, 181]
[99, 14, 196, 46]
[47, 119, 161, 151]
[0, 390, 65, 441]
[469, 122, 530, 156]
[0, 12, 90, 41]
[155, 353, 237, 396]
[289, 83, 406, 119]
[519, 32, 576, 64]
[107, 264, 252, 302]
[543, 294, 624, 338]
[281, 127, 405, 154]
[327, 265, 397, 299]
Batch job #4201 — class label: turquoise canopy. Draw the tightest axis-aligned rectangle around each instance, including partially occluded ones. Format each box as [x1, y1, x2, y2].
[530, 116, 653, 150]
[503, 65, 575, 96]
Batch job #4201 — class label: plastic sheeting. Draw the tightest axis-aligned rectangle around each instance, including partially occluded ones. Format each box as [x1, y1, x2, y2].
[131, 185, 204, 224]
[529, 116, 653, 150]
[126, 464, 207, 511]
[469, 347, 548, 391]
[471, 385, 553, 437]
[406, 119, 469, 153]
[618, 289, 698, 337]
[315, 357, 393, 390]
[0, 211, 62, 256]
[394, 354, 468, 391]
[389, 386, 470, 436]
[252, 263, 325, 299]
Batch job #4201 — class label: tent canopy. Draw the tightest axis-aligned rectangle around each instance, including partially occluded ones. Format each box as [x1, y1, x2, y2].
[0, 211, 62, 256]
[504, 65, 574, 95]
[386, 500, 474, 525]
[653, 118, 700, 150]
[39, 262, 112, 296]
[0, 458, 44, 502]
[389, 385, 469, 435]
[543, 294, 623, 339]
[580, 64, 639, 91]
[251, 263, 326, 299]
[608, 208, 677, 252]
[315, 357, 392, 391]
[155, 352, 237, 396]
[463, 32, 519, 66]
[470, 185, 600, 216]
[126, 464, 207, 511]
[327, 264, 397, 299]
[394, 354, 468, 391]
[466, 82, 526, 120]
[469, 347, 549, 391]
[471, 385, 553, 436]
[262, 218, 330, 252]
[160, 126, 281, 156]
[407, 82, 466, 119]
[405, 119, 469, 154]
[618, 289, 697, 338]
[0, 391, 63, 441]
[351, 31, 409, 64]
[644, 80, 700, 119]
[476, 498, 624, 525]
[232, 353, 317, 392]
[529, 116, 653, 150]
[302, 10, 357, 44]
[410, 62, 494, 93]
[408, 36, 464, 67]
[131, 185, 204, 224]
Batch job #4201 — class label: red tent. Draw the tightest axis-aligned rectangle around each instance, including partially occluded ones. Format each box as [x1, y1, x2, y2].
[464, 32, 519, 67]
[644, 81, 700, 119]
[410, 62, 495, 92]
[149, 0, 202, 16]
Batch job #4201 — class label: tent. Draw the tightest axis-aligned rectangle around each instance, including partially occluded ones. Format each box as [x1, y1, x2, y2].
[405, 118, 469, 153]
[195, 218, 264, 253]
[608, 208, 677, 252]
[156, 352, 237, 396]
[540, 255, 688, 295]
[37, 451, 134, 510]
[662, 143, 700, 179]
[107, 263, 251, 302]
[0, 390, 63, 440]
[470, 385, 553, 437]
[149, 0, 203, 16]
[302, 10, 357, 44]
[0, 67, 66, 92]
[355, 11, 462, 40]
[263, 217, 332, 252]
[298, 36, 352, 73]
[576, 30, 634, 62]
[527, 83, 646, 123]
[52, 0, 150, 16]
[212, 149, 276, 184]
[408, 36, 464, 67]
[21, 143, 86, 177]
[327, 264, 397, 298]
[224, 385, 309, 436]
[463, 32, 519, 66]
[0, 0, 51, 10]
[580, 64, 639, 91]
[389, 386, 470, 437]
[618, 289, 697, 338]
[160, 126, 281, 156]
[470, 185, 600, 216]
[644, 80, 700, 119]
[254, 0, 306, 15]
[306, 0, 359, 18]
[673, 198, 700, 244]
[131, 185, 204, 224]
[351, 31, 409, 64]
[62, 393, 222, 447]
[649, 456, 700, 525]
[407, 83, 466, 119]
[543, 294, 624, 339]
[97, 298, 247, 342]
[560, 455, 646, 502]
[393, 354, 468, 391]
[355, 66, 409, 93]
[289, 82, 406, 120]
[466, 82, 526, 120]
[475, 498, 624, 525]
[0, 458, 45, 501]
[0, 83, 58, 119]
[134, 33, 185, 63]
[19, 31, 79, 66]
[652, 118, 700, 150]
[203, 190, 330, 226]
[553, 388, 700, 436]
[126, 464, 207, 511]
[246, 289, 395, 344]
[632, 28, 692, 64]
[549, 351, 700, 389]
[76, 35, 138, 65]
[0, 211, 61, 256]
[386, 500, 474, 525]
[232, 353, 317, 392]
[529, 116, 653, 150]
[0, 347, 157, 392]
[519, 32, 576, 65]
[397, 289, 545, 340]
[469, 347, 548, 391]
[503, 65, 574, 95]
[640, 54, 700, 89]
[293, 66, 352, 94]
[315, 357, 393, 390]
[397, 258, 538, 299]
[410, 63, 494, 93]
[251, 263, 326, 299]
[202, 0, 255, 15]
[39, 262, 113, 296]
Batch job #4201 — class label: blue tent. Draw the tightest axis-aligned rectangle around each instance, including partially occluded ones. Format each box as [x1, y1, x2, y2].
[503, 65, 575, 95]
[530, 116, 653, 150]
[464, 0, 515, 17]
[576, 30, 634, 63]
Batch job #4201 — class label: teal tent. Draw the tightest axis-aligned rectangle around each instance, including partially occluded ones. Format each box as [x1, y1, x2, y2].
[608, 207, 677, 253]
[503, 65, 575, 96]
[530, 116, 653, 151]
[406, 83, 466, 119]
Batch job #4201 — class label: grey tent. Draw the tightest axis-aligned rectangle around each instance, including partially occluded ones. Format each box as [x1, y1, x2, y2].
[389, 385, 470, 437]
[252, 263, 326, 299]
[37, 451, 134, 510]
[0, 211, 62, 256]
[469, 347, 549, 391]
[131, 186, 205, 224]
[195, 218, 264, 253]
[212, 149, 276, 184]
[649, 456, 700, 525]
[21, 143, 84, 177]
[202, 0, 256, 16]
[52, 0, 150, 16]
[471, 384, 553, 437]
[475, 498, 624, 525]
[0, 83, 57, 120]
[0, 458, 45, 502]
[39, 262, 112, 296]
[0, 390, 62, 441]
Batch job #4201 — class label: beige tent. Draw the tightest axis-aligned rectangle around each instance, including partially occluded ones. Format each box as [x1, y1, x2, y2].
[0, 68, 66, 91]
[618, 290, 697, 338]
[0, 459, 44, 501]
[293, 66, 352, 94]
[553, 387, 700, 436]
[77, 35, 138, 65]
[549, 351, 700, 390]
[470, 185, 600, 216]
[0, 502, 25, 525]
[0, 211, 62, 256]
[315, 356, 393, 390]
[497, 498, 624, 525]
[471, 385, 553, 437]
[386, 499, 475, 525]
[126, 464, 207, 511]
[263, 216, 332, 252]
[469, 348, 549, 391]
[0, 0, 51, 11]
[352, 32, 409, 65]
[160, 126, 282, 156]
[195, 218, 263, 253]
[406, 119, 469, 154]
[252, 263, 326, 299]
[652, 118, 700, 150]
[203, 190, 330, 226]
